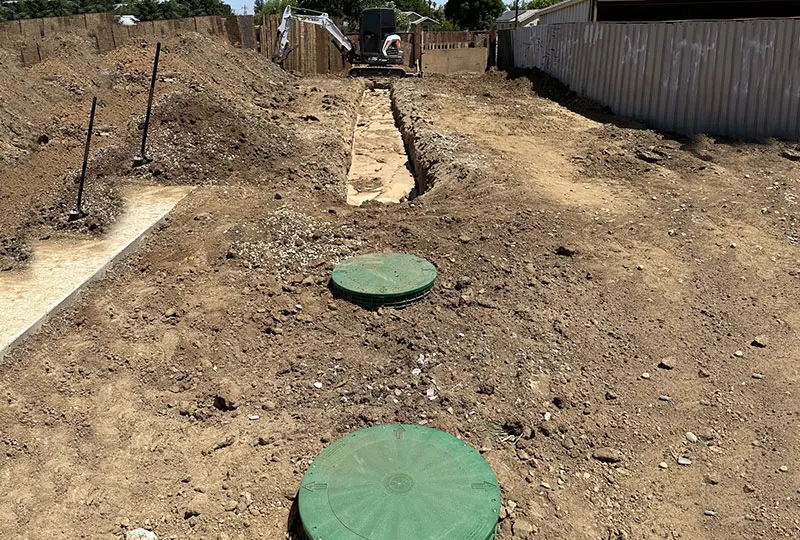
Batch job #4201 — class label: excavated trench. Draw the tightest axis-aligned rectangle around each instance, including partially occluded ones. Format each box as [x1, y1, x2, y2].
[346, 87, 419, 206]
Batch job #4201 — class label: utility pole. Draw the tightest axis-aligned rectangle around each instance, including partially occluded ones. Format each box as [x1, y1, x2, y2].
[515, 0, 520, 28]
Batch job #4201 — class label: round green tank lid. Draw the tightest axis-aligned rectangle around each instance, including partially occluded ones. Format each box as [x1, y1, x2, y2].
[331, 253, 437, 308]
[298, 424, 500, 540]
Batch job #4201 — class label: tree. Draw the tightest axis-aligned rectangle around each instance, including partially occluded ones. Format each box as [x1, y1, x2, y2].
[296, 0, 361, 22]
[444, 0, 503, 30]
[124, 0, 232, 21]
[256, 0, 294, 24]
[525, 0, 561, 9]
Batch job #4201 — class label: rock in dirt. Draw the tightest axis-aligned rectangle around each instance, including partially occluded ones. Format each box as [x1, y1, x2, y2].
[685, 432, 698, 443]
[703, 473, 720, 485]
[512, 518, 536, 538]
[677, 457, 693, 466]
[212, 380, 242, 411]
[126, 530, 158, 540]
[554, 246, 577, 257]
[658, 357, 676, 370]
[262, 400, 276, 411]
[635, 147, 668, 163]
[592, 447, 623, 463]
[781, 148, 800, 161]
[751, 335, 768, 348]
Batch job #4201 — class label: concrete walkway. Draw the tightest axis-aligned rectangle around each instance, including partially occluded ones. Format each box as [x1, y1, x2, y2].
[0, 185, 192, 359]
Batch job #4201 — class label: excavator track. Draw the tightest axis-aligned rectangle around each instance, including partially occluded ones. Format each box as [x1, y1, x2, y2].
[349, 67, 409, 78]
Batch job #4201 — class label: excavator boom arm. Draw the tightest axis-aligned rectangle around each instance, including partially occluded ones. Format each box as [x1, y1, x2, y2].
[274, 6, 354, 63]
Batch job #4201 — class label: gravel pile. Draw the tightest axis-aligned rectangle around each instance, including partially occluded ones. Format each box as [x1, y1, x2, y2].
[228, 206, 357, 272]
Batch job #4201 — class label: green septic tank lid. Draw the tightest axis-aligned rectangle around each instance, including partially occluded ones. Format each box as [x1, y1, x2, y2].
[331, 253, 437, 309]
[298, 424, 500, 540]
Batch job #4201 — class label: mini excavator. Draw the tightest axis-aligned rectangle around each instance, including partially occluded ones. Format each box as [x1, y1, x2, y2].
[273, 6, 409, 77]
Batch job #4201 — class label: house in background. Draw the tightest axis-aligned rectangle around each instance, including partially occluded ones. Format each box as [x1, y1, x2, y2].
[403, 11, 441, 32]
[495, 9, 540, 30]
[117, 15, 140, 26]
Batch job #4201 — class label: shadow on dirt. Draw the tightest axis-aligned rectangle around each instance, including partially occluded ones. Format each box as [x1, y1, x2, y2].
[505, 67, 652, 131]
[504, 67, 797, 156]
[286, 495, 306, 539]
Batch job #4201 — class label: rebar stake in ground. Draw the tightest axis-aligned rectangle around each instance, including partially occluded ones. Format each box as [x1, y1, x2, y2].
[68, 96, 97, 222]
[133, 42, 161, 168]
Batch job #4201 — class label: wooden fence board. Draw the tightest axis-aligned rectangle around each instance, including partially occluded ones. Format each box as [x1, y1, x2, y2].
[19, 18, 44, 40]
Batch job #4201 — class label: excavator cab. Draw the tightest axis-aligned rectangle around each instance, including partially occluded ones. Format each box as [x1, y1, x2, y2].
[359, 9, 403, 65]
[350, 8, 405, 76]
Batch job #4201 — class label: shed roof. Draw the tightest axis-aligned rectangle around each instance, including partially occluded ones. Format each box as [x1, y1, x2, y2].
[496, 9, 540, 23]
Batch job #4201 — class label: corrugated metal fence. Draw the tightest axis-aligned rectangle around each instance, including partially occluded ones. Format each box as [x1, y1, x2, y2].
[510, 19, 800, 140]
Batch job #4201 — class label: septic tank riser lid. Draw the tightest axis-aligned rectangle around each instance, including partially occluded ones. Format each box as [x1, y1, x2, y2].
[298, 424, 500, 540]
[331, 253, 437, 309]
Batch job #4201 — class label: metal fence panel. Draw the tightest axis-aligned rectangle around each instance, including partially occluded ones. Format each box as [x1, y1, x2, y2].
[512, 19, 800, 139]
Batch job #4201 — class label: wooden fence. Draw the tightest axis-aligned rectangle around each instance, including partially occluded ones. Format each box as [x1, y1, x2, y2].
[0, 13, 251, 66]
[258, 16, 349, 74]
[423, 31, 489, 50]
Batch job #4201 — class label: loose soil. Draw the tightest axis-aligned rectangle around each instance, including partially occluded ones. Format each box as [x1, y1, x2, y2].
[1, 36, 799, 540]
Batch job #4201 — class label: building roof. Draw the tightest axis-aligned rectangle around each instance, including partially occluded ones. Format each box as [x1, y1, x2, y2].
[403, 12, 441, 25]
[535, 0, 588, 17]
[496, 9, 539, 24]
[412, 16, 440, 25]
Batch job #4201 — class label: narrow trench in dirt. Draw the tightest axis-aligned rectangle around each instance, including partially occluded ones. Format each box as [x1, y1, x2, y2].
[347, 87, 416, 206]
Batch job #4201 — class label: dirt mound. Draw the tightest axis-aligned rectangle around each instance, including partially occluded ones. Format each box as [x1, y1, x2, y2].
[135, 91, 291, 185]
[0, 31, 357, 270]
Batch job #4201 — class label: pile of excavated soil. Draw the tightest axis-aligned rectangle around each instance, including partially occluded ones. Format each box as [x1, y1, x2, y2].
[0, 32, 360, 270]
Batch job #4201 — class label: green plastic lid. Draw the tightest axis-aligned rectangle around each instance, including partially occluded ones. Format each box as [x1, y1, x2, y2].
[331, 253, 437, 309]
[298, 424, 500, 540]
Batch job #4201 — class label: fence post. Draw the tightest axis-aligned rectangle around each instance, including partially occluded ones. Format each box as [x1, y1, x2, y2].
[414, 24, 423, 74]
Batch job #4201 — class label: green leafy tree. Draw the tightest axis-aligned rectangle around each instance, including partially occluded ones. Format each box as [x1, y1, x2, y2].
[525, 0, 561, 8]
[296, 0, 361, 25]
[128, 0, 161, 19]
[443, 0, 503, 30]
[256, 0, 294, 24]
[393, 0, 435, 18]
[18, 0, 53, 18]
[123, 0, 231, 21]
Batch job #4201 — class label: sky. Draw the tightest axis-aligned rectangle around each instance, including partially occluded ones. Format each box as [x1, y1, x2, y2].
[228, 0, 254, 16]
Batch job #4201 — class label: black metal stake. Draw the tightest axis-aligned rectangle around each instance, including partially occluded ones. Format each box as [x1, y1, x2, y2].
[133, 41, 161, 167]
[69, 96, 97, 222]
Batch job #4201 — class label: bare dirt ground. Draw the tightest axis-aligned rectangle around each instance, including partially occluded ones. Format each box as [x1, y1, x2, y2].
[347, 88, 415, 206]
[1, 35, 799, 540]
